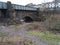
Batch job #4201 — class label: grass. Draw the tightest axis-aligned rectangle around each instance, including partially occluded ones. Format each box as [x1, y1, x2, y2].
[27, 31, 60, 45]
[0, 32, 36, 45]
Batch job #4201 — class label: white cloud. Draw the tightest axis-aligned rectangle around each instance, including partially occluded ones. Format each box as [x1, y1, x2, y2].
[0, 0, 53, 5]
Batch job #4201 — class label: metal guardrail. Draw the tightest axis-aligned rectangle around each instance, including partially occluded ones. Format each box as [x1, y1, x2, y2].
[13, 4, 37, 11]
[40, 2, 60, 12]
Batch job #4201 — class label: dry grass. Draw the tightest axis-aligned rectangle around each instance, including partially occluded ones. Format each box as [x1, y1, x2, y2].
[0, 36, 36, 45]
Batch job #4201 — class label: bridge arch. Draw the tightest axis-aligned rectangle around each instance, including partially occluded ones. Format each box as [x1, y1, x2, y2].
[23, 16, 33, 22]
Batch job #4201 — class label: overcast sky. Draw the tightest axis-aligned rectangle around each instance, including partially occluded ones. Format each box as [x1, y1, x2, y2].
[0, 0, 53, 5]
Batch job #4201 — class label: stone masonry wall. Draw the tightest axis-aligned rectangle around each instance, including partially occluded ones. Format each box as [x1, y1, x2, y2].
[16, 11, 37, 20]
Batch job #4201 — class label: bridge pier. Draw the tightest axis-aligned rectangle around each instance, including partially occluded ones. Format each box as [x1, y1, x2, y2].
[6, 1, 18, 25]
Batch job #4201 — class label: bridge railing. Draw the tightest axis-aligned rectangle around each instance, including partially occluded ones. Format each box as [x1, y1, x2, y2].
[43, 2, 60, 12]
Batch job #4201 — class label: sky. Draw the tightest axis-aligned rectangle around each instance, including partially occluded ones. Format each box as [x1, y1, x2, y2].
[0, 0, 53, 5]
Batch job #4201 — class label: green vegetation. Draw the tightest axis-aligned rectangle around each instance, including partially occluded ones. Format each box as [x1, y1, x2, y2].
[0, 32, 3, 36]
[27, 31, 60, 45]
[45, 15, 60, 33]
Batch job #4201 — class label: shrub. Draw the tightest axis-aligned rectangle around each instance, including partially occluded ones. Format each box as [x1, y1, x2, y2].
[46, 15, 60, 33]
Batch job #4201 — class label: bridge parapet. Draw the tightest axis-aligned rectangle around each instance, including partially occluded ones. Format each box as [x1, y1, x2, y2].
[0, 2, 7, 9]
[0, 1, 37, 11]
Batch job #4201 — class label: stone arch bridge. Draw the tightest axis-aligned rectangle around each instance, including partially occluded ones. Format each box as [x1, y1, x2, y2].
[0, 1, 37, 24]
